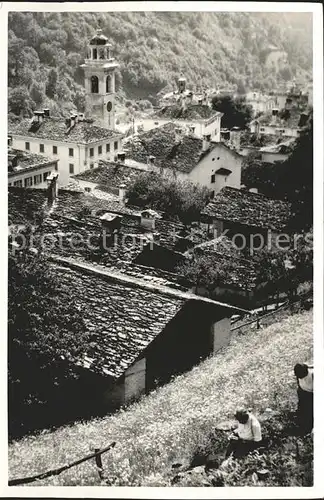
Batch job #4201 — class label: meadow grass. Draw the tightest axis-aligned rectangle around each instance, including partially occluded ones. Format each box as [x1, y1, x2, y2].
[8, 309, 313, 486]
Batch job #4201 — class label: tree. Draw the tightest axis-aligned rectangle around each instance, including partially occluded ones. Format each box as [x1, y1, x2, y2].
[211, 95, 253, 129]
[46, 68, 58, 99]
[176, 253, 229, 294]
[126, 172, 210, 224]
[8, 86, 35, 116]
[8, 246, 92, 437]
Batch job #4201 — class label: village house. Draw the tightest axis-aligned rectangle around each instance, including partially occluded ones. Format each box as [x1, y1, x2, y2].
[245, 91, 277, 116]
[8, 147, 58, 189]
[125, 122, 243, 196]
[46, 257, 246, 412]
[201, 186, 291, 250]
[249, 107, 310, 139]
[8, 29, 124, 187]
[259, 139, 295, 164]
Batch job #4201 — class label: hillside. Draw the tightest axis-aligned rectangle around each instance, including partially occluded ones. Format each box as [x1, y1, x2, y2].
[8, 11, 312, 116]
[8, 308, 313, 487]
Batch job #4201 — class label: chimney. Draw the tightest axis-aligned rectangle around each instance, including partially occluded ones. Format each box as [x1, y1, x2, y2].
[43, 108, 50, 118]
[34, 111, 45, 123]
[8, 153, 18, 171]
[65, 117, 71, 128]
[117, 152, 126, 164]
[271, 108, 279, 125]
[249, 187, 258, 194]
[202, 134, 211, 152]
[174, 126, 183, 144]
[141, 209, 159, 231]
[78, 113, 85, 121]
[188, 125, 196, 136]
[8, 136, 12, 147]
[119, 183, 127, 204]
[177, 77, 186, 94]
[147, 155, 156, 171]
[47, 172, 59, 205]
[70, 115, 76, 127]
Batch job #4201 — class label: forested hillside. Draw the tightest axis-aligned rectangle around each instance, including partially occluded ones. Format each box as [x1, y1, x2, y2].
[8, 11, 312, 117]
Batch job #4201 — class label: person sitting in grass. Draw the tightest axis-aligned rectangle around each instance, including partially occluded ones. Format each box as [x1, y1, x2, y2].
[294, 362, 314, 434]
[225, 409, 263, 459]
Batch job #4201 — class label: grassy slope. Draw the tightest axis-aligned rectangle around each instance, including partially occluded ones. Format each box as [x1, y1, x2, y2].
[8, 309, 313, 486]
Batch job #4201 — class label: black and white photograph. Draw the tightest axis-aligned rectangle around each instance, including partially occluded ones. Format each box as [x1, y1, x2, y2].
[2, 1, 323, 495]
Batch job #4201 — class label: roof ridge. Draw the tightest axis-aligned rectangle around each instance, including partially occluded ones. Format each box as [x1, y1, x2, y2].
[50, 256, 247, 312]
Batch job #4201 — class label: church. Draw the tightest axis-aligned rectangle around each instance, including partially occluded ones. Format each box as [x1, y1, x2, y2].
[8, 29, 123, 186]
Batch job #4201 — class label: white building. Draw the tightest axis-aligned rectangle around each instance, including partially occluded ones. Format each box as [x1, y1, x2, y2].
[8, 29, 123, 187]
[125, 123, 242, 196]
[8, 147, 58, 188]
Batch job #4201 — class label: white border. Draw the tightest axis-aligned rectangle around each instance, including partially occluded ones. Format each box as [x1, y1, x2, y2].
[1, 2, 323, 498]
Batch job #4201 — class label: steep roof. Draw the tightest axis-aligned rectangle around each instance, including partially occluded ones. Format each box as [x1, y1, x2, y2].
[153, 104, 222, 121]
[202, 187, 291, 232]
[125, 122, 227, 174]
[50, 257, 245, 378]
[8, 115, 122, 145]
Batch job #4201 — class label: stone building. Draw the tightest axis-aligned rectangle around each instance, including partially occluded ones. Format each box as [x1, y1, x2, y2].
[80, 29, 119, 130]
[49, 258, 245, 411]
[201, 186, 291, 250]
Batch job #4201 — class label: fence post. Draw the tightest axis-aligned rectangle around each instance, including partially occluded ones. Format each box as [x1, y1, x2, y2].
[94, 448, 104, 480]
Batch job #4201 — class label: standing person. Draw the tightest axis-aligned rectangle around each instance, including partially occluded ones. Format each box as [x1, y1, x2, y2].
[294, 363, 314, 433]
[225, 410, 263, 459]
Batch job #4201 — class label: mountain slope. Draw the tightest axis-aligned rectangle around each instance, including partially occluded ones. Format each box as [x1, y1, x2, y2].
[8, 308, 313, 486]
[8, 12, 312, 115]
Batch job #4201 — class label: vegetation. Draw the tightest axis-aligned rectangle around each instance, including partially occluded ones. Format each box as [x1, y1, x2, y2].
[8, 309, 313, 486]
[8, 12, 312, 116]
[211, 95, 253, 129]
[8, 248, 92, 438]
[126, 171, 211, 224]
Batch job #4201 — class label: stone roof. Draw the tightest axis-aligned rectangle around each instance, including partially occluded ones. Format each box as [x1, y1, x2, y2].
[73, 161, 144, 193]
[202, 187, 291, 232]
[125, 122, 215, 174]
[255, 107, 310, 130]
[259, 139, 295, 154]
[50, 257, 245, 378]
[8, 115, 122, 145]
[8, 149, 56, 175]
[153, 104, 222, 121]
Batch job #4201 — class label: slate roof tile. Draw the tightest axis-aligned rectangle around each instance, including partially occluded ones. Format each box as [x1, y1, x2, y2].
[202, 187, 291, 232]
[8, 115, 122, 144]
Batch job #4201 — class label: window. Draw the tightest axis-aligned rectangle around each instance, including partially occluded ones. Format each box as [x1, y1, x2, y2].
[211, 174, 215, 184]
[106, 143, 110, 153]
[53, 145, 58, 154]
[260, 127, 265, 132]
[114, 141, 118, 151]
[43, 172, 49, 182]
[14, 180, 23, 187]
[8, 183, 12, 187]
[69, 164, 74, 174]
[25, 142, 30, 151]
[24, 177, 33, 187]
[33, 174, 42, 185]
[55, 163, 58, 171]
[69, 148, 74, 157]
[210, 191, 215, 199]
[93, 48, 97, 60]
[98, 145, 102, 155]
[90, 147, 94, 158]
[40, 144, 44, 153]
[91, 75, 99, 93]
[90, 163, 94, 169]
[106, 74, 112, 93]
[85, 187, 92, 193]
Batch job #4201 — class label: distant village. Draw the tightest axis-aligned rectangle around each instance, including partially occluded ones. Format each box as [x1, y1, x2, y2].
[8, 29, 312, 414]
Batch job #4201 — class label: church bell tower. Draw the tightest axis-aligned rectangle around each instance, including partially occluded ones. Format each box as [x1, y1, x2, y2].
[81, 29, 119, 130]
